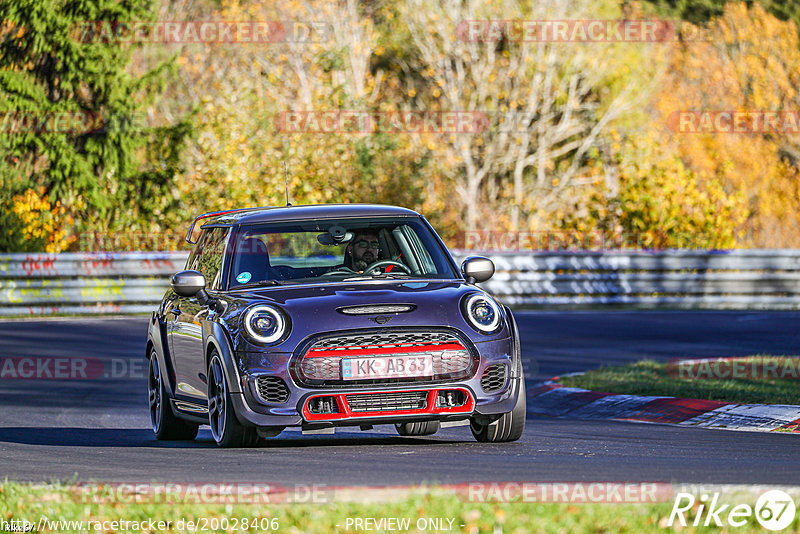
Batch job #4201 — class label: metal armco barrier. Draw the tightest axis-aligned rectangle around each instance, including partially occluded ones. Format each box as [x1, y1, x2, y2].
[0, 252, 189, 316]
[454, 249, 800, 309]
[1, 249, 799, 315]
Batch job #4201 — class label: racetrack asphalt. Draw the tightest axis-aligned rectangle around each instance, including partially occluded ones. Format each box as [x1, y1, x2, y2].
[0, 311, 798, 485]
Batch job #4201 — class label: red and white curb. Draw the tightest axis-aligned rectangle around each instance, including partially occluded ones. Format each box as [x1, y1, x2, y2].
[528, 381, 800, 433]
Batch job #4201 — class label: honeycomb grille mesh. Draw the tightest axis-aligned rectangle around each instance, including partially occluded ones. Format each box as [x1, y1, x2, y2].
[437, 351, 472, 375]
[312, 331, 454, 349]
[301, 357, 341, 380]
[255, 376, 290, 403]
[296, 329, 476, 387]
[481, 364, 507, 393]
[345, 391, 428, 412]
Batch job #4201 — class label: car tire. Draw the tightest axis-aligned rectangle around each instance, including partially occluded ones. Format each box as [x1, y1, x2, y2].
[470, 376, 526, 443]
[148, 349, 199, 441]
[395, 421, 440, 436]
[208, 351, 258, 448]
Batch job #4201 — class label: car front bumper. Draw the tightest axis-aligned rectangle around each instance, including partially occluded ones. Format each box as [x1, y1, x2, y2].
[229, 335, 521, 430]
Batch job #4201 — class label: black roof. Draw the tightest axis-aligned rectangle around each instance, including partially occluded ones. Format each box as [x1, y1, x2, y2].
[200, 204, 421, 226]
[187, 204, 422, 242]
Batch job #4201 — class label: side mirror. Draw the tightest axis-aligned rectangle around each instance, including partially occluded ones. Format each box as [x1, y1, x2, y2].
[171, 270, 207, 297]
[461, 256, 495, 283]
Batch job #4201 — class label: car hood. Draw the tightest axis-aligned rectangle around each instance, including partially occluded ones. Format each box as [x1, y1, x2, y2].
[224, 279, 506, 351]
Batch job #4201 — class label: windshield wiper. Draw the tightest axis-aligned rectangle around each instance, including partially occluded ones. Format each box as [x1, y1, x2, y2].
[370, 272, 411, 278]
[342, 273, 411, 281]
[236, 280, 285, 289]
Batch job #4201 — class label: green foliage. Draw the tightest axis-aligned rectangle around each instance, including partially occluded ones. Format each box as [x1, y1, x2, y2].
[638, 0, 800, 29]
[5, 480, 793, 533]
[560, 129, 748, 249]
[560, 357, 800, 405]
[351, 134, 429, 207]
[1, 0, 798, 251]
[0, 0, 191, 251]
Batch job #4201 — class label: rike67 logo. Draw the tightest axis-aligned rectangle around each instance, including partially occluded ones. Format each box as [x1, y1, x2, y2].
[669, 490, 796, 531]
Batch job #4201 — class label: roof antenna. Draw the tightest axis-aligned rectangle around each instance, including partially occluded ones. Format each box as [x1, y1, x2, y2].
[284, 161, 292, 207]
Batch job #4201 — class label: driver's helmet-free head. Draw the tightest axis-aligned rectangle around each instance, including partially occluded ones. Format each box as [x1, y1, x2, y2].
[346, 232, 381, 271]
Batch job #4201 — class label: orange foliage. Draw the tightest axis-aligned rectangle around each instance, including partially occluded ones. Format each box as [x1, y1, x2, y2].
[655, 3, 800, 247]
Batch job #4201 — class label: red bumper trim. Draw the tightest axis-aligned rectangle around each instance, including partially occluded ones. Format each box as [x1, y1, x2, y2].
[302, 387, 475, 422]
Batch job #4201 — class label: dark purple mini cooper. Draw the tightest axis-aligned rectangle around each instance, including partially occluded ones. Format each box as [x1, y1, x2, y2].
[147, 204, 525, 447]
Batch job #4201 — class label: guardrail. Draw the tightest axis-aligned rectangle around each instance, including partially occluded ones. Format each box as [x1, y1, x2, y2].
[0, 252, 189, 316]
[459, 250, 800, 309]
[1, 249, 799, 315]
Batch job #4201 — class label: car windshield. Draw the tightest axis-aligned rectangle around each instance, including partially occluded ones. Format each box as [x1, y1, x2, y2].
[228, 217, 457, 288]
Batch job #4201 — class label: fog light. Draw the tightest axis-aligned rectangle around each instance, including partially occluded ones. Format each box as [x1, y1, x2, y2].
[308, 396, 339, 414]
[436, 390, 467, 408]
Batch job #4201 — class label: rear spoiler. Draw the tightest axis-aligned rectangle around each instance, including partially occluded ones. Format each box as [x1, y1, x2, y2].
[184, 207, 277, 244]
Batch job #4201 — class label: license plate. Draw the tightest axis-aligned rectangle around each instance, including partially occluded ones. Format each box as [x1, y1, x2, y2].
[342, 355, 433, 380]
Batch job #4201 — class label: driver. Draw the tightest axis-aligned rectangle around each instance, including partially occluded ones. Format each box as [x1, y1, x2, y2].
[345, 232, 381, 273]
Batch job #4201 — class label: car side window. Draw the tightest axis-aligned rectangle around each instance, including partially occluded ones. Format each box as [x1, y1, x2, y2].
[402, 225, 437, 274]
[186, 227, 231, 290]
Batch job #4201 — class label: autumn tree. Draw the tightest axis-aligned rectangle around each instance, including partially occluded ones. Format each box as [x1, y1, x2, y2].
[560, 126, 748, 249]
[163, 0, 431, 235]
[395, 0, 665, 234]
[0, 0, 191, 251]
[654, 2, 800, 246]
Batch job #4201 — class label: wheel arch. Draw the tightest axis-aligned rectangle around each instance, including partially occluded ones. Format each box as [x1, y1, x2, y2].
[203, 320, 243, 394]
[147, 312, 177, 397]
[504, 305, 523, 377]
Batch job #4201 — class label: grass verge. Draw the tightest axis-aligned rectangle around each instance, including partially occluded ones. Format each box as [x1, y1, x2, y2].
[0, 481, 794, 533]
[558, 357, 800, 405]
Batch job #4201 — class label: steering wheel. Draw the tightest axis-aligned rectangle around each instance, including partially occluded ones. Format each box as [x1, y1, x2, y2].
[320, 267, 357, 276]
[364, 260, 411, 275]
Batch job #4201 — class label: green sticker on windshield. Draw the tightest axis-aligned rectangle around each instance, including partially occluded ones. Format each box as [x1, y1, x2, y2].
[236, 272, 251, 284]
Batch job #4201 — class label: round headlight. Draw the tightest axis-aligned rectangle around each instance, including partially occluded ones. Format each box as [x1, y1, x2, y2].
[464, 294, 501, 333]
[243, 305, 286, 344]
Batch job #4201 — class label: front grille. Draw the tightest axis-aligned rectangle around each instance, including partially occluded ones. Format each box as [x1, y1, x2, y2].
[301, 357, 341, 380]
[294, 329, 477, 387]
[481, 364, 507, 393]
[438, 351, 472, 374]
[312, 331, 455, 349]
[345, 391, 429, 412]
[255, 376, 290, 403]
